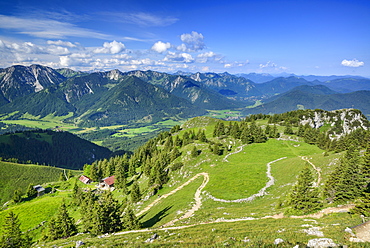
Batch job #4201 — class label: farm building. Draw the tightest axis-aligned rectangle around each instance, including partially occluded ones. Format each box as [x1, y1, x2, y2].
[33, 185, 45, 197]
[101, 176, 115, 188]
[79, 175, 92, 184]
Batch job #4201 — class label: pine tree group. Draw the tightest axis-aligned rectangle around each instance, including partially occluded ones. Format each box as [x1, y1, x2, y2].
[43, 201, 77, 241]
[286, 165, 322, 215]
[0, 211, 31, 248]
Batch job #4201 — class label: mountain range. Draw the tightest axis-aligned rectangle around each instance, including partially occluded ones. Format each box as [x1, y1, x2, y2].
[0, 64, 369, 126]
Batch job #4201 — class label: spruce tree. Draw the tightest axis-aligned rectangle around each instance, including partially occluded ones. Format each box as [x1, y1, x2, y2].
[191, 146, 198, 157]
[131, 181, 141, 203]
[43, 201, 77, 240]
[25, 184, 37, 199]
[59, 172, 66, 181]
[12, 189, 22, 203]
[324, 146, 364, 203]
[0, 211, 31, 248]
[121, 204, 140, 230]
[115, 162, 127, 193]
[286, 165, 322, 215]
[284, 124, 294, 135]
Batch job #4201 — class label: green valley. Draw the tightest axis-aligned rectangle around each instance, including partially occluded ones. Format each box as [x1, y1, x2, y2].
[0, 109, 369, 247]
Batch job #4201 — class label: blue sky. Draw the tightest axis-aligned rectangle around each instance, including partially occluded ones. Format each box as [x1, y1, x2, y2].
[0, 0, 369, 76]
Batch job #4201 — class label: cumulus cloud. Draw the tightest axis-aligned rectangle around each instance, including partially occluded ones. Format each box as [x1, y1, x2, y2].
[46, 46, 70, 55]
[259, 61, 287, 72]
[59, 53, 92, 67]
[259, 61, 277, 68]
[113, 54, 132, 59]
[93, 40, 125, 54]
[177, 31, 205, 52]
[151, 41, 171, 53]
[196, 51, 221, 63]
[47, 40, 77, 47]
[163, 52, 194, 63]
[341, 59, 364, 67]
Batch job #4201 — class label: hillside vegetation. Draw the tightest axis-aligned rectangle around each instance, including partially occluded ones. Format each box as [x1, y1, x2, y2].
[0, 129, 112, 169]
[0, 161, 74, 206]
[1, 109, 369, 247]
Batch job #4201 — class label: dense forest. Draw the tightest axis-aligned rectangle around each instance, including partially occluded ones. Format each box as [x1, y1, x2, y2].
[0, 130, 112, 169]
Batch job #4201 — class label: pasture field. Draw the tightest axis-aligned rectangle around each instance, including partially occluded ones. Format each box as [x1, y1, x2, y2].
[0, 161, 75, 205]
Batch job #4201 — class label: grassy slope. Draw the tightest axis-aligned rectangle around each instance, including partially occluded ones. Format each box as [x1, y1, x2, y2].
[0, 161, 69, 205]
[1, 118, 365, 247]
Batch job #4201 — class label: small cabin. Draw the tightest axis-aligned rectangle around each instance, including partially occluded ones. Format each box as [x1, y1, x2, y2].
[33, 185, 45, 197]
[101, 176, 115, 188]
[79, 175, 92, 184]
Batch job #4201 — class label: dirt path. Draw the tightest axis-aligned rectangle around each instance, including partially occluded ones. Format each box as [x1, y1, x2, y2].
[136, 160, 210, 217]
[114, 204, 355, 238]
[161, 173, 209, 227]
[209, 157, 287, 203]
[223, 144, 247, 162]
[301, 156, 322, 187]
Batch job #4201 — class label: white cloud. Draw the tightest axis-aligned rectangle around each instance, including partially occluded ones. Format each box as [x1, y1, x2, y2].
[341, 59, 364, 67]
[0, 40, 6, 49]
[224, 63, 232, 68]
[107, 12, 178, 27]
[196, 51, 221, 63]
[8, 41, 46, 54]
[163, 52, 194, 63]
[59, 56, 71, 67]
[260, 61, 277, 68]
[177, 31, 205, 52]
[59, 54, 92, 67]
[0, 14, 110, 39]
[151, 41, 171, 53]
[46, 46, 70, 55]
[113, 54, 132, 59]
[93, 40, 125, 54]
[47, 40, 77, 48]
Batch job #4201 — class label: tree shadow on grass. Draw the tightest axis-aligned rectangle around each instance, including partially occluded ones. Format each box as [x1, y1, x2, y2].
[140, 205, 173, 228]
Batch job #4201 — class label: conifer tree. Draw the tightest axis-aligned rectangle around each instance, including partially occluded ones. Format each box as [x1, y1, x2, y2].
[174, 136, 182, 147]
[0, 211, 31, 248]
[230, 122, 241, 139]
[197, 129, 207, 142]
[265, 125, 271, 136]
[115, 162, 127, 193]
[67, 170, 72, 179]
[12, 189, 22, 203]
[286, 165, 322, 215]
[324, 146, 364, 203]
[284, 123, 294, 135]
[43, 201, 77, 240]
[191, 146, 198, 157]
[121, 204, 140, 230]
[351, 186, 370, 217]
[25, 184, 37, 199]
[80, 191, 96, 233]
[131, 181, 141, 203]
[170, 147, 181, 162]
[58, 172, 66, 181]
[182, 131, 190, 146]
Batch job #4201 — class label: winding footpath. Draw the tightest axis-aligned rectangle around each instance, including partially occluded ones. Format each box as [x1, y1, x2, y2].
[136, 159, 210, 217]
[161, 172, 209, 227]
[111, 148, 354, 238]
[301, 156, 322, 187]
[223, 144, 247, 162]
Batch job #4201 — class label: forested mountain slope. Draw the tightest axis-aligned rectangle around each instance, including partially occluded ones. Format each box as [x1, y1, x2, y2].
[0, 129, 111, 169]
